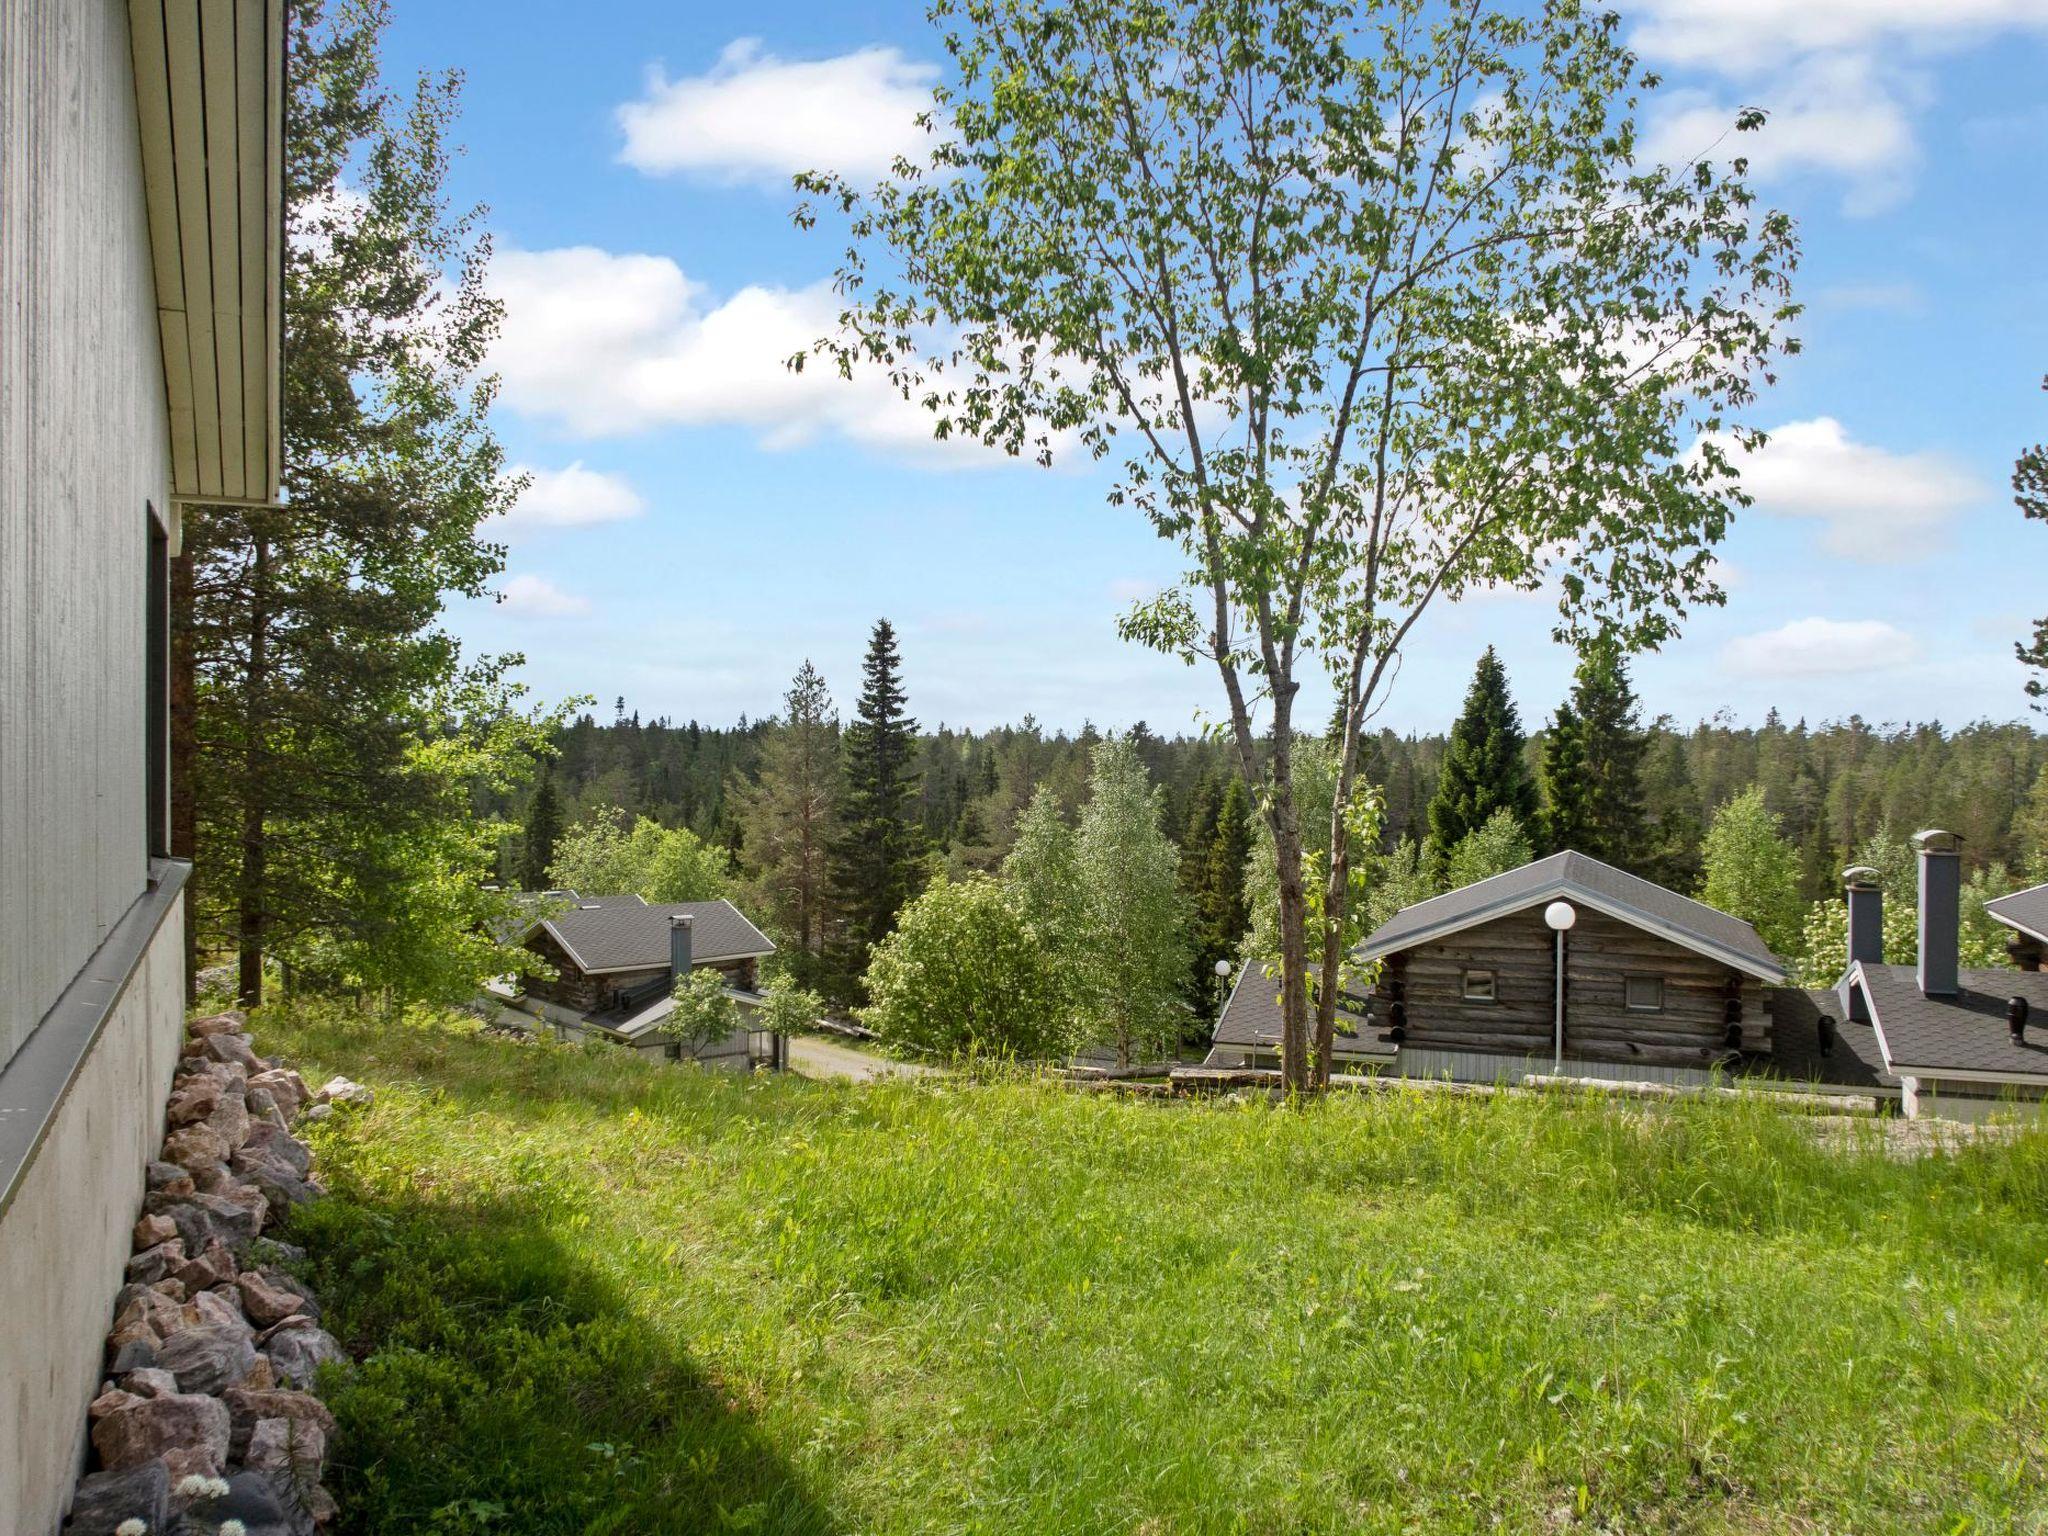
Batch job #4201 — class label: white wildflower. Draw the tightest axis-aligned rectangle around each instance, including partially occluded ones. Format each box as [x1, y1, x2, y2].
[115, 1521, 148, 1536]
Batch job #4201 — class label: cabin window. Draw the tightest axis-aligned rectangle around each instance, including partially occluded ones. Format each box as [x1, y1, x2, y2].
[1461, 969, 1497, 1003]
[1625, 975, 1665, 1013]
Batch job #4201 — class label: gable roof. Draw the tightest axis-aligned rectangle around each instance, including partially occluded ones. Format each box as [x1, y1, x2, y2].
[1985, 881, 2048, 946]
[1211, 963, 1397, 1059]
[530, 896, 775, 974]
[1848, 962, 2048, 1083]
[1359, 850, 1788, 983]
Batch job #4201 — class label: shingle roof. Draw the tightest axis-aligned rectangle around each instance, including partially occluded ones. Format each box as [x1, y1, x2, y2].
[1850, 962, 2048, 1081]
[1359, 850, 1787, 982]
[534, 897, 775, 973]
[1212, 963, 1397, 1058]
[1761, 987, 1893, 1090]
[1985, 881, 2048, 944]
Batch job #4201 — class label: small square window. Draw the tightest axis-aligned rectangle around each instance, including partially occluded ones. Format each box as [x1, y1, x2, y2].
[1461, 969, 1496, 1003]
[1625, 975, 1665, 1013]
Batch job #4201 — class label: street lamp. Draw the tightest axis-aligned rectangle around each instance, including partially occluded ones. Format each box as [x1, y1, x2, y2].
[1544, 901, 1576, 1074]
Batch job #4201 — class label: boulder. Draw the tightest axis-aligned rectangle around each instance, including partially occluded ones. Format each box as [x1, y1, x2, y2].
[314, 1076, 372, 1108]
[206, 1086, 251, 1152]
[304, 1102, 335, 1123]
[247, 1414, 328, 1477]
[249, 1069, 307, 1119]
[109, 1337, 159, 1374]
[145, 1159, 195, 1196]
[201, 1031, 265, 1072]
[89, 1387, 141, 1420]
[247, 1084, 289, 1128]
[234, 1152, 317, 1222]
[120, 1367, 180, 1398]
[161, 1121, 230, 1172]
[164, 1075, 222, 1128]
[237, 1354, 277, 1391]
[90, 1391, 230, 1477]
[238, 1269, 308, 1328]
[157, 1321, 257, 1395]
[187, 1010, 249, 1038]
[174, 1238, 239, 1293]
[191, 1159, 236, 1194]
[132, 1212, 178, 1249]
[207, 1468, 317, 1536]
[244, 1121, 312, 1179]
[125, 1239, 185, 1285]
[60, 1460, 170, 1536]
[262, 1323, 346, 1389]
[181, 1286, 248, 1333]
[222, 1387, 335, 1455]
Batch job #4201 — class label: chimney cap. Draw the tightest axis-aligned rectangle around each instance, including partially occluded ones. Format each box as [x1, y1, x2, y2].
[1912, 828, 1962, 855]
[669, 912, 695, 928]
[1843, 865, 1881, 888]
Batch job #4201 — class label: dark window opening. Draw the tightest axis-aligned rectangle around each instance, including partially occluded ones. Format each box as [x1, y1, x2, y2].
[1625, 975, 1665, 1013]
[146, 505, 170, 859]
[1461, 968, 1497, 1003]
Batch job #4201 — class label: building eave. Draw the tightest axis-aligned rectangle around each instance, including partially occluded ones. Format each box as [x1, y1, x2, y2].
[129, 0, 286, 508]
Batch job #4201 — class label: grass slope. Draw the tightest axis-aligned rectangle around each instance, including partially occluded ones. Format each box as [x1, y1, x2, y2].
[265, 1003, 2048, 1535]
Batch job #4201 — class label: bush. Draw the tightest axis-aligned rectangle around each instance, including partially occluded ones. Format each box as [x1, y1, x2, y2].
[861, 876, 1059, 1058]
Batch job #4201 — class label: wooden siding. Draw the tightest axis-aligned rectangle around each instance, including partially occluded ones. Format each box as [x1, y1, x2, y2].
[1, 0, 171, 1066]
[1379, 905, 1768, 1070]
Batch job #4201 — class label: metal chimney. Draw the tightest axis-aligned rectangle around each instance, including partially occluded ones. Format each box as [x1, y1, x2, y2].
[669, 912, 695, 981]
[1842, 866, 1882, 1022]
[1914, 830, 1962, 999]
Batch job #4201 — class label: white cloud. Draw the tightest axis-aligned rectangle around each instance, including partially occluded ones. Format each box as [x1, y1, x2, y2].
[1624, 0, 2048, 71]
[1707, 416, 1987, 562]
[498, 574, 591, 618]
[617, 39, 936, 185]
[486, 245, 1046, 465]
[1723, 616, 1918, 676]
[500, 462, 646, 531]
[1638, 55, 1918, 214]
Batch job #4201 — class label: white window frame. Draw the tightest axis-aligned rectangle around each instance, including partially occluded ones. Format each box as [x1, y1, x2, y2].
[1624, 974, 1666, 1013]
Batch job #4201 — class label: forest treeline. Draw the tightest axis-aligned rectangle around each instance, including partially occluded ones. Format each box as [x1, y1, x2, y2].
[495, 634, 2048, 1026]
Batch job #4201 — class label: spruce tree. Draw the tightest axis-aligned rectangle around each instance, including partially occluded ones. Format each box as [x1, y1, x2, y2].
[1540, 642, 1648, 868]
[520, 763, 563, 891]
[1426, 648, 1537, 864]
[1200, 775, 1253, 962]
[1638, 726, 1705, 890]
[830, 621, 924, 991]
[736, 660, 839, 987]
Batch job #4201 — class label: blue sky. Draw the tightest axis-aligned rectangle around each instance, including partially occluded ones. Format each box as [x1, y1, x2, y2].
[381, 0, 2048, 736]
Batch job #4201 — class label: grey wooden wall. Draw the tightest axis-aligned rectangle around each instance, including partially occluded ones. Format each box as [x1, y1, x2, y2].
[0, 0, 170, 1066]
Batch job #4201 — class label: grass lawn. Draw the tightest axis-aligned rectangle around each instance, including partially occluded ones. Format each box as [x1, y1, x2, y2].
[263, 1001, 2048, 1535]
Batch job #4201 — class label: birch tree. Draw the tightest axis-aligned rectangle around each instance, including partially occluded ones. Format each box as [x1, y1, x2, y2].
[799, 0, 1797, 1091]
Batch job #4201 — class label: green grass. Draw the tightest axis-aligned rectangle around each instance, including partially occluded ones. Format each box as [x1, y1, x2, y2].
[262, 1001, 2048, 1535]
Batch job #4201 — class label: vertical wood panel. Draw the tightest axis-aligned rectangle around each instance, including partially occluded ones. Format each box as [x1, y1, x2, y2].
[1, 0, 170, 1066]
[163, 0, 221, 497]
[200, 0, 244, 494]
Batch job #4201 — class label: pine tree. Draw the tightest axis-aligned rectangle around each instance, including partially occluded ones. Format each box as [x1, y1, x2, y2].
[830, 620, 924, 992]
[1427, 648, 1538, 865]
[1194, 776, 1254, 1011]
[1540, 642, 1648, 867]
[520, 763, 563, 890]
[736, 661, 839, 988]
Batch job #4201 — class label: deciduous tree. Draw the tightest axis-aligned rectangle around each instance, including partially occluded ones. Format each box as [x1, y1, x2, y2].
[1445, 807, 1534, 890]
[802, 0, 1795, 1090]
[1698, 787, 1802, 958]
[861, 877, 1061, 1058]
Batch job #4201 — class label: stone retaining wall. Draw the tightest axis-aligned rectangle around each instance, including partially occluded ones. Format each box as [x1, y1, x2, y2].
[59, 1012, 363, 1536]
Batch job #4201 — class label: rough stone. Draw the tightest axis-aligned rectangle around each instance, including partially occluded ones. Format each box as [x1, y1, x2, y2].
[244, 1120, 312, 1179]
[60, 1461, 170, 1536]
[89, 1387, 141, 1419]
[222, 1386, 335, 1450]
[216, 1181, 272, 1239]
[125, 1238, 185, 1284]
[157, 1322, 258, 1396]
[165, 1075, 222, 1127]
[207, 1086, 252, 1152]
[247, 1414, 328, 1477]
[201, 1031, 266, 1071]
[162, 1121, 230, 1172]
[238, 1270, 308, 1328]
[90, 1391, 231, 1476]
[191, 1159, 236, 1194]
[209, 1468, 317, 1536]
[188, 1010, 250, 1037]
[262, 1324, 347, 1389]
[304, 1102, 335, 1123]
[182, 1286, 248, 1333]
[145, 1159, 196, 1196]
[247, 1084, 288, 1127]
[109, 1336, 160, 1374]
[174, 1237, 239, 1293]
[120, 1367, 180, 1398]
[249, 1069, 307, 1119]
[133, 1211, 178, 1249]
[235, 1154, 317, 1221]
[237, 1354, 278, 1391]
[314, 1076, 372, 1108]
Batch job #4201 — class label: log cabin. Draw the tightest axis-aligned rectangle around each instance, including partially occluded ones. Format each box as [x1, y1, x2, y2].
[1209, 851, 1806, 1086]
[486, 893, 785, 1070]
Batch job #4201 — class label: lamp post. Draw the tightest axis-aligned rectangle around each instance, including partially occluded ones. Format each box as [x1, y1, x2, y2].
[1544, 901, 1576, 1074]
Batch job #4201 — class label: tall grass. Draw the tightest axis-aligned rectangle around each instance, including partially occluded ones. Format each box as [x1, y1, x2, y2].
[267, 1001, 2048, 1534]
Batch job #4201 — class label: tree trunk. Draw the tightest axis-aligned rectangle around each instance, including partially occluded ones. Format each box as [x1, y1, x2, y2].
[170, 544, 199, 1001]
[1268, 736, 1312, 1096]
[235, 537, 271, 1009]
